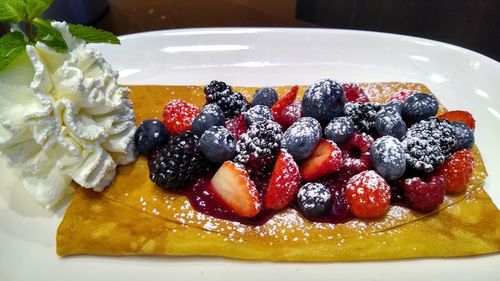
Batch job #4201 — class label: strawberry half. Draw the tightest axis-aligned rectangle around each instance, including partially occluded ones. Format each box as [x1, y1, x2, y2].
[263, 150, 301, 210]
[300, 139, 343, 181]
[211, 161, 261, 217]
[271, 86, 299, 127]
[438, 110, 476, 131]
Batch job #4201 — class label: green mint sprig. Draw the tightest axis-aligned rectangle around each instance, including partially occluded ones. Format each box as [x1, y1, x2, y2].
[0, 0, 120, 71]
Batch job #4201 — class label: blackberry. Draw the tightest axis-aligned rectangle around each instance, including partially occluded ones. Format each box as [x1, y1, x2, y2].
[149, 132, 210, 190]
[204, 80, 249, 118]
[343, 102, 381, 133]
[403, 117, 456, 173]
[234, 120, 283, 174]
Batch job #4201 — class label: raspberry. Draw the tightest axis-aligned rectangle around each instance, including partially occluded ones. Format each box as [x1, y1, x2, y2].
[403, 117, 456, 172]
[149, 132, 210, 190]
[438, 110, 476, 131]
[234, 120, 283, 175]
[400, 175, 446, 212]
[345, 170, 391, 219]
[436, 149, 474, 193]
[162, 99, 200, 136]
[342, 83, 369, 103]
[389, 91, 414, 102]
[343, 102, 382, 133]
[340, 132, 374, 173]
[204, 80, 249, 118]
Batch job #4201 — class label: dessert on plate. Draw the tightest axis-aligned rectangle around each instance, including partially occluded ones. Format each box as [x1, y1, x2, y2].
[1, 0, 499, 262]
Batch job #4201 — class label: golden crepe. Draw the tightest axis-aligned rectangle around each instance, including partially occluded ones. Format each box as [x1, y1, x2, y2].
[56, 83, 500, 261]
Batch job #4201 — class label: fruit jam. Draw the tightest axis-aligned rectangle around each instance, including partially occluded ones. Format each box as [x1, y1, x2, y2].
[178, 171, 355, 226]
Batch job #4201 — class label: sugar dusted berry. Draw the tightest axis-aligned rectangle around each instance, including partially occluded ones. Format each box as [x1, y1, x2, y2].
[403, 93, 439, 123]
[403, 117, 456, 173]
[436, 149, 474, 193]
[134, 119, 170, 156]
[389, 90, 414, 102]
[272, 86, 298, 127]
[297, 182, 332, 217]
[324, 116, 355, 144]
[370, 136, 406, 180]
[400, 175, 446, 212]
[243, 105, 274, 126]
[384, 100, 404, 114]
[449, 121, 474, 151]
[253, 87, 279, 107]
[340, 132, 374, 173]
[162, 99, 200, 136]
[302, 79, 345, 123]
[343, 102, 382, 133]
[199, 126, 236, 163]
[224, 115, 246, 142]
[345, 170, 391, 219]
[277, 101, 302, 129]
[192, 103, 225, 136]
[282, 117, 322, 161]
[342, 83, 369, 103]
[234, 120, 283, 174]
[264, 150, 301, 210]
[374, 107, 407, 139]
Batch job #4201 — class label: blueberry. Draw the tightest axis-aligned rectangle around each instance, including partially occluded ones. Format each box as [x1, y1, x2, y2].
[384, 100, 404, 114]
[134, 119, 170, 156]
[297, 182, 331, 217]
[252, 87, 278, 107]
[370, 136, 406, 180]
[451, 121, 474, 151]
[282, 117, 322, 161]
[243, 105, 274, 126]
[199, 126, 236, 163]
[191, 104, 225, 136]
[403, 93, 439, 123]
[324, 116, 355, 144]
[302, 79, 346, 123]
[375, 108, 407, 139]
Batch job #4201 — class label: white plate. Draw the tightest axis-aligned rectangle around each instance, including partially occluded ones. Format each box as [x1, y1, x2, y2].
[1, 28, 500, 281]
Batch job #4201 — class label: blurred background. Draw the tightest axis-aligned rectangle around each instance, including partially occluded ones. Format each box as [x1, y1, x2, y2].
[2, 0, 499, 61]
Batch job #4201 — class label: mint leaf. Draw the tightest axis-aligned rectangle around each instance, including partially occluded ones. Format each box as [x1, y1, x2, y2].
[0, 0, 27, 23]
[0, 31, 27, 71]
[26, 0, 53, 19]
[33, 18, 68, 53]
[69, 24, 120, 45]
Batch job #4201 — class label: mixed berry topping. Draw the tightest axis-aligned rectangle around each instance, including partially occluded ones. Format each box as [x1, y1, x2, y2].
[343, 102, 382, 133]
[234, 120, 283, 174]
[140, 79, 478, 224]
[204, 80, 249, 118]
[403, 117, 456, 173]
[149, 132, 210, 190]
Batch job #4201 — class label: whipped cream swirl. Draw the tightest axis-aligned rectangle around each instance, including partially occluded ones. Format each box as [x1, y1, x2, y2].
[0, 22, 137, 207]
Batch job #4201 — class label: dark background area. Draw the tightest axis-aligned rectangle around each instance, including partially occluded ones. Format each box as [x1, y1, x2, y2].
[1, 0, 499, 61]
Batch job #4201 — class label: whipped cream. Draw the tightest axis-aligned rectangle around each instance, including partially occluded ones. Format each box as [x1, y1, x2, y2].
[0, 22, 137, 207]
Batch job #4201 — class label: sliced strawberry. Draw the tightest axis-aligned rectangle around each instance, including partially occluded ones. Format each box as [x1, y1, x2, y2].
[263, 150, 301, 210]
[162, 99, 200, 136]
[342, 83, 369, 103]
[271, 86, 298, 121]
[211, 161, 261, 217]
[300, 139, 343, 181]
[224, 115, 246, 142]
[438, 110, 476, 131]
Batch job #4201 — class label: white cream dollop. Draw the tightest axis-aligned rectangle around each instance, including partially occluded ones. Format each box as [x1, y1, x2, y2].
[0, 22, 137, 207]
